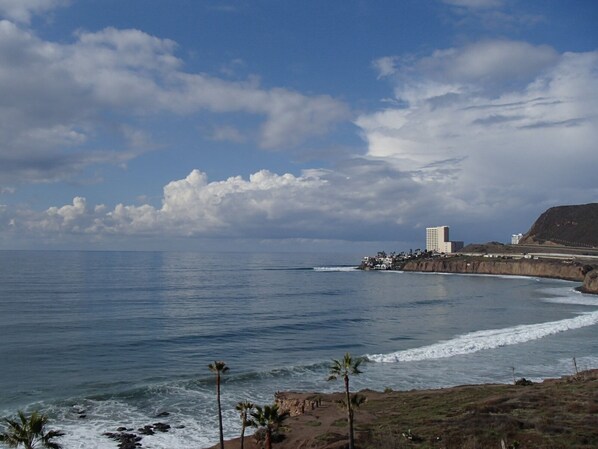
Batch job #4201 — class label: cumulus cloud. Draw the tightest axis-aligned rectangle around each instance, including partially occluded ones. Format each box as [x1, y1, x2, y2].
[8, 163, 427, 243]
[0, 21, 349, 186]
[6, 39, 598, 247]
[0, 0, 69, 23]
[357, 41, 598, 228]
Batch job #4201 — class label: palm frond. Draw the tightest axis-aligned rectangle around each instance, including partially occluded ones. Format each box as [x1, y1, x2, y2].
[208, 360, 229, 373]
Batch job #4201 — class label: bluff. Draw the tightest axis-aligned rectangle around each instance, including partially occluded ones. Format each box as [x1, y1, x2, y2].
[519, 203, 598, 247]
[401, 256, 590, 282]
[581, 269, 598, 294]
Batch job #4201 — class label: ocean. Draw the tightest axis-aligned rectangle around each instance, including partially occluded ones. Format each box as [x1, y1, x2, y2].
[1, 250, 597, 448]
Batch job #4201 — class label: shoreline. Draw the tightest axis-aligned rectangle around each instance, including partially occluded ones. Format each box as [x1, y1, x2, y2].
[205, 369, 598, 449]
[362, 254, 598, 295]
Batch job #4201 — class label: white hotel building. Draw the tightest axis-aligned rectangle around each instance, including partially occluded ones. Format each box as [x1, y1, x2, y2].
[426, 226, 464, 254]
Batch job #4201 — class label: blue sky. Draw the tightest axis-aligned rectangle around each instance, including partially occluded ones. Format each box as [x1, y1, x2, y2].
[0, 0, 597, 252]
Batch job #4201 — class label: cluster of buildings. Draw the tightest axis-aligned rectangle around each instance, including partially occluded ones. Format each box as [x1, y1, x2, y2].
[361, 249, 427, 270]
[361, 225, 464, 270]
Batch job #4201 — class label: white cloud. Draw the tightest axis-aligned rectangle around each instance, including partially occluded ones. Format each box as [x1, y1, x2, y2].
[396, 41, 559, 100]
[9, 164, 425, 243]
[442, 0, 503, 9]
[7, 42, 598, 246]
[356, 42, 598, 225]
[372, 56, 400, 79]
[0, 21, 349, 185]
[0, 0, 69, 23]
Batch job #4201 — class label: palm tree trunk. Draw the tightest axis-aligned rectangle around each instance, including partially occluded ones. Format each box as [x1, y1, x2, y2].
[345, 375, 354, 449]
[217, 374, 224, 449]
[240, 420, 245, 449]
[265, 427, 272, 449]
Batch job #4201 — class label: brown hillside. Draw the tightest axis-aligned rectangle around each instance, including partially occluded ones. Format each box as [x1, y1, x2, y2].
[519, 203, 598, 248]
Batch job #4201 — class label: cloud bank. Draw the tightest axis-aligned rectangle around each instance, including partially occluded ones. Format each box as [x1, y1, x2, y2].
[0, 20, 349, 185]
[0, 1, 596, 250]
[361, 40, 598, 220]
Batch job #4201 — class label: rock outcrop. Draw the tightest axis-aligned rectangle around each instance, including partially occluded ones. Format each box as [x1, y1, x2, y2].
[581, 270, 598, 294]
[402, 256, 590, 282]
[275, 392, 323, 417]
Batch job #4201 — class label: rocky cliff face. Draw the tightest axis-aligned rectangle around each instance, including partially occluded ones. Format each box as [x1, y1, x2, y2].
[519, 203, 598, 247]
[402, 257, 590, 282]
[274, 392, 323, 417]
[582, 270, 598, 294]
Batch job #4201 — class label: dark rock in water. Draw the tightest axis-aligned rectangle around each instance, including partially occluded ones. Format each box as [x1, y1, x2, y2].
[155, 411, 170, 418]
[105, 421, 170, 448]
[152, 422, 171, 432]
[138, 426, 154, 435]
[515, 378, 534, 386]
[78, 414, 86, 419]
[104, 431, 143, 449]
[175, 425, 185, 429]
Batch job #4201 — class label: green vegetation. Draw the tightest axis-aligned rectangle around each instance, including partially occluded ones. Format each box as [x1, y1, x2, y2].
[235, 400, 254, 449]
[0, 411, 64, 449]
[250, 404, 288, 449]
[357, 371, 598, 449]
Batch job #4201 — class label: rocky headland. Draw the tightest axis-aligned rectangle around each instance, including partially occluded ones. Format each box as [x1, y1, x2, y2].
[207, 370, 598, 449]
[400, 255, 598, 294]
[361, 203, 598, 294]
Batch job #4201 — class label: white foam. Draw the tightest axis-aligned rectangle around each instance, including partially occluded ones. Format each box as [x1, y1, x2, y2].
[367, 310, 598, 363]
[313, 266, 358, 272]
[538, 286, 598, 307]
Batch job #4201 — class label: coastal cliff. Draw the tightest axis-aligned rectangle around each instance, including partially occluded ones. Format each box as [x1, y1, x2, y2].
[401, 256, 598, 293]
[582, 269, 598, 294]
[208, 370, 598, 449]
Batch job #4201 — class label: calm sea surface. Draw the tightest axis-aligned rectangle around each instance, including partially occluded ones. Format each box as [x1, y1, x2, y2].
[1, 250, 597, 448]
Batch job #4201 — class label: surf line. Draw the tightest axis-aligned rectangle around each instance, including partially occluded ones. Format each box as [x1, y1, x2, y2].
[366, 310, 598, 363]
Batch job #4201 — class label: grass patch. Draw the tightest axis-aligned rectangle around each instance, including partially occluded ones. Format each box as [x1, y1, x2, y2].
[332, 418, 348, 427]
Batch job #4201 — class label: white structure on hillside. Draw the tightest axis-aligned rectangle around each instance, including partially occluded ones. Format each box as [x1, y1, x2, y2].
[511, 233, 523, 244]
[426, 226, 464, 253]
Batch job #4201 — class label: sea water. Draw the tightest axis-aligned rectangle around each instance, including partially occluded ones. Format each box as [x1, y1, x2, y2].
[0, 250, 597, 448]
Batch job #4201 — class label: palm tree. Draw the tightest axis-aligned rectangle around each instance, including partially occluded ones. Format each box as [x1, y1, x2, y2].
[208, 361, 229, 449]
[250, 404, 287, 449]
[0, 411, 64, 449]
[327, 352, 363, 449]
[235, 401, 254, 449]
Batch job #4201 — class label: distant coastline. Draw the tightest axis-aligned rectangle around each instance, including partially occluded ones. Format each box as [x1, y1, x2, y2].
[359, 248, 598, 294]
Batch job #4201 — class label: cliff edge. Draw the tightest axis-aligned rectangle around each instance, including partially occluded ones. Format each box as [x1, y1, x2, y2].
[402, 256, 589, 282]
[582, 270, 598, 294]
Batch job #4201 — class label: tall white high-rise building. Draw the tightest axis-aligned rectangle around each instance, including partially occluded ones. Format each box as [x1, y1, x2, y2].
[426, 226, 464, 253]
[426, 226, 449, 252]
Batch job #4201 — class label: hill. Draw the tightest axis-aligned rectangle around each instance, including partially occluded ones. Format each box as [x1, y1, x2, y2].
[519, 203, 598, 248]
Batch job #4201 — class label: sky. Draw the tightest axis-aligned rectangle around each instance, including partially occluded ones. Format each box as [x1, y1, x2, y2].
[0, 0, 597, 252]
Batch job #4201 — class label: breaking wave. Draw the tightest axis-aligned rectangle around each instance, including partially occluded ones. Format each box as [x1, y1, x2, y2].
[366, 310, 598, 363]
[313, 266, 359, 272]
